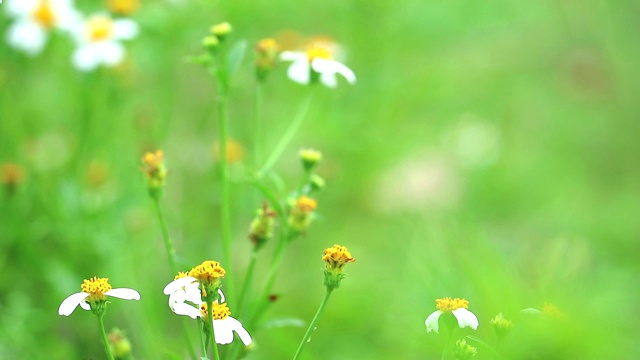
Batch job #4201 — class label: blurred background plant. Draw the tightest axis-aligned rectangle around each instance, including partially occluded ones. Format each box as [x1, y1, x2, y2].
[1, 0, 639, 359]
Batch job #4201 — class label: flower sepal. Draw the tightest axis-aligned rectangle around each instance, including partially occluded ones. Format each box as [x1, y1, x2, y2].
[323, 269, 346, 290]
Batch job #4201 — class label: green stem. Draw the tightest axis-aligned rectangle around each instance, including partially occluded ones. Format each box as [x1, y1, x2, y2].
[209, 302, 221, 360]
[181, 318, 199, 360]
[97, 315, 115, 360]
[236, 247, 259, 318]
[199, 319, 207, 357]
[153, 198, 178, 275]
[259, 91, 314, 177]
[249, 226, 289, 325]
[254, 82, 264, 166]
[292, 287, 334, 360]
[216, 52, 235, 302]
[441, 327, 455, 360]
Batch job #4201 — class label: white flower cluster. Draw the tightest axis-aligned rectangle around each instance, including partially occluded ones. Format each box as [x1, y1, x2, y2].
[3, 0, 138, 71]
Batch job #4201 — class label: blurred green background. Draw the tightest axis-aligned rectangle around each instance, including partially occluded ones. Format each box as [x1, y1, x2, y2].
[1, 0, 639, 359]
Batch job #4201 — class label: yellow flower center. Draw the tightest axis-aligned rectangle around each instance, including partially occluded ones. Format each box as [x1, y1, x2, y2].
[295, 196, 317, 212]
[188, 260, 226, 284]
[322, 244, 355, 269]
[87, 16, 114, 42]
[81, 277, 112, 301]
[257, 38, 278, 53]
[435, 297, 469, 312]
[33, 0, 56, 29]
[107, 0, 139, 16]
[200, 302, 231, 320]
[174, 271, 190, 280]
[305, 45, 333, 61]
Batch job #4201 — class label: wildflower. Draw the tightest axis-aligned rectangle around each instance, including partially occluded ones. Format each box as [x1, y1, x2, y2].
[163, 260, 226, 305]
[140, 150, 167, 198]
[287, 195, 317, 233]
[1, 162, 25, 194]
[256, 38, 279, 81]
[210, 22, 232, 40]
[248, 202, 278, 249]
[200, 302, 252, 346]
[299, 148, 322, 172]
[58, 277, 140, 316]
[453, 339, 477, 359]
[107, 0, 139, 16]
[280, 42, 356, 88]
[163, 271, 225, 317]
[4, 0, 80, 56]
[490, 312, 512, 338]
[322, 244, 355, 290]
[108, 328, 132, 358]
[71, 13, 138, 72]
[425, 297, 479, 334]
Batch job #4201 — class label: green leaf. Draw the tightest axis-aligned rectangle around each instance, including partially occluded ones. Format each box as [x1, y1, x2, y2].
[260, 317, 306, 329]
[227, 39, 248, 76]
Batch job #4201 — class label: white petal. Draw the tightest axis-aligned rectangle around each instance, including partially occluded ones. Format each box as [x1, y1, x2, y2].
[424, 310, 442, 333]
[58, 292, 89, 316]
[6, 0, 37, 17]
[286, 59, 311, 85]
[113, 19, 139, 40]
[72, 44, 100, 71]
[99, 41, 125, 66]
[80, 301, 91, 311]
[213, 318, 234, 344]
[164, 276, 198, 295]
[105, 288, 141, 300]
[227, 316, 252, 346]
[521, 308, 543, 316]
[319, 72, 338, 88]
[217, 289, 225, 304]
[6, 21, 47, 56]
[452, 308, 479, 330]
[280, 51, 306, 62]
[173, 302, 202, 319]
[312, 59, 356, 85]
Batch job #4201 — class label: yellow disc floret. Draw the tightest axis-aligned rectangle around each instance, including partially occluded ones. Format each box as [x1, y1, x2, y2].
[81, 277, 112, 301]
[188, 260, 226, 284]
[87, 16, 114, 42]
[174, 271, 190, 280]
[33, 0, 56, 29]
[322, 244, 356, 270]
[305, 45, 333, 61]
[107, 0, 139, 16]
[199, 302, 231, 320]
[295, 196, 317, 212]
[436, 297, 469, 312]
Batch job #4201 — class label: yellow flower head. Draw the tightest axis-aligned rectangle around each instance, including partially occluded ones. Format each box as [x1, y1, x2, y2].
[81, 277, 113, 302]
[188, 260, 226, 285]
[213, 139, 244, 163]
[141, 150, 167, 194]
[107, 0, 139, 16]
[299, 148, 322, 171]
[200, 302, 231, 320]
[305, 44, 334, 61]
[295, 196, 317, 212]
[33, 0, 56, 29]
[174, 271, 190, 280]
[435, 298, 469, 312]
[211, 22, 232, 37]
[257, 38, 278, 54]
[322, 244, 356, 270]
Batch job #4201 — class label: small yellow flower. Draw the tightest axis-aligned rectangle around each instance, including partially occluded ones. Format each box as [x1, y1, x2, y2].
[210, 22, 232, 38]
[299, 148, 322, 172]
[107, 0, 139, 16]
[188, 260, 226, 285]
[288, 196, 317, 233]
[490, 312, 512, 338]
[213, 139, 245, 163]
[453, 339, 477, 359]
[140, 150, 168, 197]
[322, 244, 355, 271]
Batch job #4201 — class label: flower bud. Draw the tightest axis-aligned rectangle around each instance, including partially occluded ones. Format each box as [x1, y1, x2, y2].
[210, 22, 232, 41]
[140, 150, 167, 199]
[322, 244, 355, 290]
[255, 38, 279, 82]
[453, 339, 477, 359]
[248, 202, 277, 249]
[108, 328, 133, 358]
[490, 312, 512, 339]
[287, 196, 317, 234]
[299, 148, 322, 172]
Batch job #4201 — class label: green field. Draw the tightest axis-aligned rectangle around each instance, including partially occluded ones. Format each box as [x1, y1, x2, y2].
[1, 0, 639, 359]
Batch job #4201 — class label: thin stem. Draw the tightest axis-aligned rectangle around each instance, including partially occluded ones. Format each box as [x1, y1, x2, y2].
[249, 226, 289, 325]
[199, 320, 207, 357]
[259, 90, 314, 177]
[153, 198, 177, 275]
[182, 318, 199, 360]
[253, 82, 264, 166]
[292, 287, 334, 360]
[209, 302, 221, 360]
[97, 315, 115, 360]
[441, 326, 455, 360]
[236, 247, 259, 318]
[216, 51, 235, 302]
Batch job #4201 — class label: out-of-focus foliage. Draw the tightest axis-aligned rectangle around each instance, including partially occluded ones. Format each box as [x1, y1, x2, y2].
[1, 0, 639, 359]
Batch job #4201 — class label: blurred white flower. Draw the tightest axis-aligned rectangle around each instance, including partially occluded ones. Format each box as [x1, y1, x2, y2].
[425, 297, 479, 334]
[71, 13, 138, 71]
[163, 275, 225, 317]
[280, 43, 356, 88]
[4, 0, 80, 56]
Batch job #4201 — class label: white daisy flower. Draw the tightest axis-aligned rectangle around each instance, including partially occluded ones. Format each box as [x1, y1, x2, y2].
[280, 43, 356, 88]
[425, 297, 479, 334]
[71, 13, 138, 72]
[4, 0, 80, 56]
[58, 277, 140, 316]
[163, 275, 251, 346]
